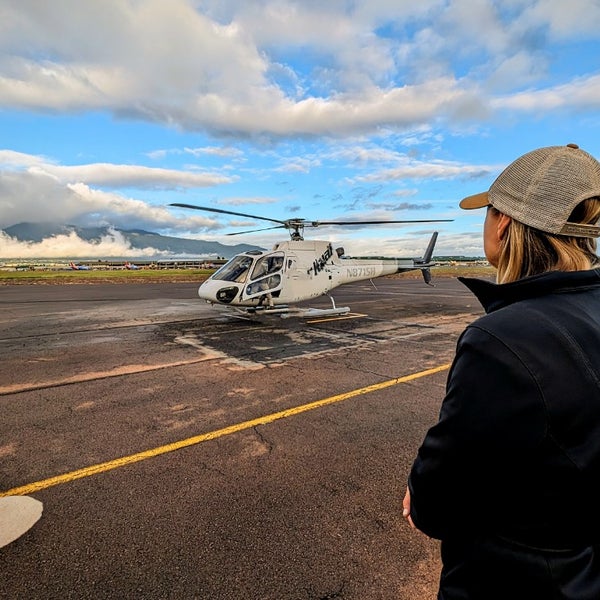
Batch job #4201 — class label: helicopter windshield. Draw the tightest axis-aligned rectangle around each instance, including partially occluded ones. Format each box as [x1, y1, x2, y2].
[211, 255, 254, 283]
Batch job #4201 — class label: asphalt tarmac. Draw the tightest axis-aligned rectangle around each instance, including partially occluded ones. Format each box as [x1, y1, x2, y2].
[0, 276, 485, 599]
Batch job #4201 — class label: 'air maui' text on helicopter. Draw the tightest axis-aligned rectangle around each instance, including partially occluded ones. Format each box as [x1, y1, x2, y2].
[170, 203, 452, 318]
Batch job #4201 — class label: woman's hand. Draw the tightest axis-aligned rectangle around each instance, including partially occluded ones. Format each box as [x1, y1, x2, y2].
[402, 488, 415, 529]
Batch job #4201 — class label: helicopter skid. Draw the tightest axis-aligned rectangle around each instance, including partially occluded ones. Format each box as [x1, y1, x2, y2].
[283, 306, 351, 319]
[240, 304, 351, 319]
[245, 305, 291, 315]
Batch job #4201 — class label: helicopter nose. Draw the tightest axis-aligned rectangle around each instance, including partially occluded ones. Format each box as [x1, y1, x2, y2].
[198, 280, 240, 304]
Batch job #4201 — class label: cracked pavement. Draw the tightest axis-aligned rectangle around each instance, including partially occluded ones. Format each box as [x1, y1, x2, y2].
[0, 277, 484, 599]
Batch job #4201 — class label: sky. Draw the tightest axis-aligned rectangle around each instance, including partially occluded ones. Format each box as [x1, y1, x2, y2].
[1, 0, 600, 259]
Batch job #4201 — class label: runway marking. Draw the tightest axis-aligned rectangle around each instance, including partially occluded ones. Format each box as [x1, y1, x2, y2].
[0, 363, 451, 497]
[0, 358, 218, 396]
[306, 312, 366, 324]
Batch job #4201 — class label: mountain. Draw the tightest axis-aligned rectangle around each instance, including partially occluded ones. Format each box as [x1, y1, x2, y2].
[2, 222, 264, 258]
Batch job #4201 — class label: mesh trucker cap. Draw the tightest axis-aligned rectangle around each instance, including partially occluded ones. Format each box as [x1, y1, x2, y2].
[460, 143, 600, 238]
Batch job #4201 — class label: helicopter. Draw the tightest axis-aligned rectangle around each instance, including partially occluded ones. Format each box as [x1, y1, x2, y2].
[170, 203, 452, 318]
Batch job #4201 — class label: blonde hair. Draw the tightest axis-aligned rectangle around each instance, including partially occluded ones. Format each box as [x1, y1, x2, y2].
[495, 198, 600, 284]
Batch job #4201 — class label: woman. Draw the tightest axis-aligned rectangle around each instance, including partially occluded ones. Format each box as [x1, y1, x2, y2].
[403, 144, 600, 599]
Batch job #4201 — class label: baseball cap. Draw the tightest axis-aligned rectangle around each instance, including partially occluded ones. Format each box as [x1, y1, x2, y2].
[460, 144, 600, 238]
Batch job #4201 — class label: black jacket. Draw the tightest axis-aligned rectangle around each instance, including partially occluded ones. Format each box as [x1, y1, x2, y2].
[408, 269, 600, 600]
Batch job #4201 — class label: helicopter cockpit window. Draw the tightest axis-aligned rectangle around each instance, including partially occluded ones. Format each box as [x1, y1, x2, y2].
[250, 253, 284, 280]
[211, 255, 253, 283]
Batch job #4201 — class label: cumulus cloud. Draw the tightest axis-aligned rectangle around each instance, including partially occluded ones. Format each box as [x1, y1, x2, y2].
[1, 1, 598, 137]
[0, 229, 168, 259]
[0, 165, 225, 233]
[0, 148, 236, 233]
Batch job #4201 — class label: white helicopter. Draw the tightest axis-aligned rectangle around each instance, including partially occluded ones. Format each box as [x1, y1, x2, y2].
[170, 203, 452, 318]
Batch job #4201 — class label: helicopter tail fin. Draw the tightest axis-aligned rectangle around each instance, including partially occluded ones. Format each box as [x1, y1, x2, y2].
[416, 232, 438, 286]
[419, 231, 438, 265]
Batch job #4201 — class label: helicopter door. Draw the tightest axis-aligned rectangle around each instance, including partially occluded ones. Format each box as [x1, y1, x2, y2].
[243, 252, 285, 299]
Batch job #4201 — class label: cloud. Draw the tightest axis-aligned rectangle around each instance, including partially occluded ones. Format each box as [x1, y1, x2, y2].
[354, 160, 497, 183]
[0, 149, 233, 189]
[288, 229, 483, 258]
[184, 146, 245, 158]
[273, 157, 321, 173]
[328, 145, 407, 165]
[148, 146, 245, 160]
[0, 149, 237, 232]
[0, 167, 223, 233]
[492, 73, 600, 112]
[2, 1, 597, 138]
[328, 229, 485, 258]
[518, 0, 600, 40]
[367, 202, 432, 212]
[0, 228, 169, 259]
[0, 150, 50, 168]
[390, 189, 419, 198]
[219, 197, 279, 206]
[34, 163, 234, 189]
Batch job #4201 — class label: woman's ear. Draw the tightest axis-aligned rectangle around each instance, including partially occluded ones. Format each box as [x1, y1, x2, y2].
[497, 213, 512, 241]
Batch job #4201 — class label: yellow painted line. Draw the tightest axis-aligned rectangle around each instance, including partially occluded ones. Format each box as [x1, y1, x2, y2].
[0, 358, 217, 396]
[0, 363, 451, 497]
[307, 312, 366, 324]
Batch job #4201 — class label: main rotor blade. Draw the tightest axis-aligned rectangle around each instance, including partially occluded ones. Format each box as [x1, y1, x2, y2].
[169, 203, 285, 225]
[309, 219, 453, 226]
[225, 225, 287, 236]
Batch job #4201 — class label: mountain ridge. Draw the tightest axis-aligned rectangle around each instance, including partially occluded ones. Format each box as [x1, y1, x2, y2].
[2, 222, 263, 258]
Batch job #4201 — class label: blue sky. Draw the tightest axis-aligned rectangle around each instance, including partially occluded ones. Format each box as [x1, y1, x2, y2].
[1, 0, 600, 258]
